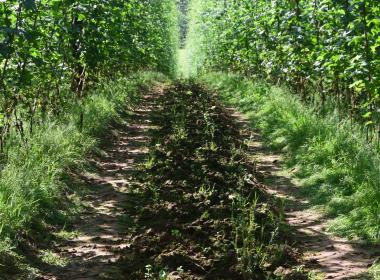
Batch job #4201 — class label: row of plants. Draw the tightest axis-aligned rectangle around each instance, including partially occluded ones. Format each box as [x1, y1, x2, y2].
[186, 0, 380, 244]
[0, 72, 169, 277]
[199, 72, 380, 243]
[186, 0, 380, 144]
[0, 0, 179, 152]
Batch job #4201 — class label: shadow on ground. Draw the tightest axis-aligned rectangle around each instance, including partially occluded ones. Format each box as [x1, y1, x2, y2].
[228, 108, 377, 280]
[36, 91, 160, 280]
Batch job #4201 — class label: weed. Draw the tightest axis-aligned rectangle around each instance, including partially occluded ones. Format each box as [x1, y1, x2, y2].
[54, 230, 80, 240]
[122, 80, 305, 279]
[170, 229, 182, 239]
[370, 262, 380, 280]
[198, 183, 215, 198]
[232, 194, 281, 279]
[307, 271, 325, 280]
[0, 72, 168, 275]
[200, 72, 380, 242]
[40, 250, 68, 267]
[144, 264, 169, 280]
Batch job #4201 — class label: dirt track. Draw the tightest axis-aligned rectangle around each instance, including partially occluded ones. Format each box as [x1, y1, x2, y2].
[38, 82, 378, 280]
[39, 86, 162, 280]
[229, 109, 378, 280]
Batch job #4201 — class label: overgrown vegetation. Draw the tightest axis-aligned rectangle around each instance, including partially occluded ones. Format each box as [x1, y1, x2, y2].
[2, 0, 379, 277]
[186, 0, 380, 144]
[120, 81, 307, 279]
[199, 72, 380, 242]
[0, 0, 178, 275]
[0, 72, 168, 277]
[0, 0, 178, 150]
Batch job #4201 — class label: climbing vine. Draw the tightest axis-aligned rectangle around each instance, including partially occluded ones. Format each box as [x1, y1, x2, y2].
[0, 0, 178, 149]
[187, 0, 380, 143]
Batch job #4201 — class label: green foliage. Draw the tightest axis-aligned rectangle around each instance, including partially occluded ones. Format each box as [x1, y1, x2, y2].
[369, 262, 380, 280]
[200, 72, 380, 242]
[186, 0, 380, 143]
[0, 72, 167, 272]
[0, 0, 179, 149]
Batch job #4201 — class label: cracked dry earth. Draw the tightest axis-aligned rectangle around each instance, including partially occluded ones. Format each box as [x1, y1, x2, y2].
[229, 109, 380, 280]
[40, 86, 162, 280]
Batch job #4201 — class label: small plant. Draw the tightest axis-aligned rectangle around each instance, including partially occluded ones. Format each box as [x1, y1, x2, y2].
[200, 210, 210, 220]
[307, 270, 325, 280]
[145, 153, 157, 169]
[198, 183, 215, 198]
[171, 229, 182, 238]
[145, 264, 154, 279]
[147, 183, 161, 203]
[40, 250, 68, 267]
[144, 264, 169, 280]
[54, 230, 80, 240]
[158, 270, 169, 280]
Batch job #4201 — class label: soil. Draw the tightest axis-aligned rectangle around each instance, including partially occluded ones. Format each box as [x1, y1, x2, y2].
[228, 109, 380, 280]
[38, 85, 164, 280]
[36, 82, 379, 280]
[38, 82, 281, 280]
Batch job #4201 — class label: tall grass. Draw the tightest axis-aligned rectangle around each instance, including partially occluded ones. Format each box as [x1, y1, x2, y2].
[0, 72, 168, 256]
[199, 72, 380, 242]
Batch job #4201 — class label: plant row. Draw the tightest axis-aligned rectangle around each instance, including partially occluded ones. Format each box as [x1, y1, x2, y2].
[187, 0, 380, 143]
[200, 72, 380, 242]
[0, 0, 178, 151]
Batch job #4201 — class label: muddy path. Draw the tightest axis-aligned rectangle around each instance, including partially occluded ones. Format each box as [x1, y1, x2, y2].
[228, 109, 379, 280]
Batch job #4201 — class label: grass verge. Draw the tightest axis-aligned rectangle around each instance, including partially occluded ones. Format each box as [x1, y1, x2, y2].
[370, 263, 380, 280]
[198, 72, 380, 243]
[0, 72, 168, 277]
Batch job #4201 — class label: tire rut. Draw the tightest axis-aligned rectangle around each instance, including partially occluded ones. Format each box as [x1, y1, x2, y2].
[228, 109, 378, 280]
[39, 85, 165, 280]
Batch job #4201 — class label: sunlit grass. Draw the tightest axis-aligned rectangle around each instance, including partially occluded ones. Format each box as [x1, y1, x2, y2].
[40, 250, 69, 267]
[0, 72, 169, 276]
[200, 72, 380, 243]
[369, 262, 380, 280]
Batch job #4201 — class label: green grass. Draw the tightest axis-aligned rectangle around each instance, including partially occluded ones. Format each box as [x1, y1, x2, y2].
[198, 72, 380, 243]
[370, 263, 380, 280]
[39, 250, 69, 267]
[0, 71, 168, 275]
